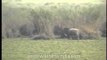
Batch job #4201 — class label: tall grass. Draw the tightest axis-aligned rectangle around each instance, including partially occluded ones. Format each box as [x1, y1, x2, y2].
[2, 2, 106, 38]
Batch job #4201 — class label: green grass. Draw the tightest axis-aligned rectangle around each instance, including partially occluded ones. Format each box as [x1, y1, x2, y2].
[2, 38, 106, 60]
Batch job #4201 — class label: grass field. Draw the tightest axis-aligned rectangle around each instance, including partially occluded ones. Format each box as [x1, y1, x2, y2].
[2, 38, 106, 60]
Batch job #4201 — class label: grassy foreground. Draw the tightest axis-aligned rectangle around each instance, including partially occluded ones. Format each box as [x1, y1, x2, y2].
[2, 38, 106, 60]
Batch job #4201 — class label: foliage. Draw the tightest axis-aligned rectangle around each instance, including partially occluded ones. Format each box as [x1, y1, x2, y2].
[2, 2, 106, 39]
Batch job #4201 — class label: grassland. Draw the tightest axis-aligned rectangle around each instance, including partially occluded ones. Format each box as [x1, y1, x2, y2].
[2, 38, 106, 60]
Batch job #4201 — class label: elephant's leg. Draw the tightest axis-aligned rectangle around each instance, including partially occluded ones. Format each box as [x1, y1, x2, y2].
[72, 34, 79, 40]
[77, 34, 79, 40]
[69, 35, 72, 39]
[76, 33, 80, 40]
[66, 33, 70, 39]
[67, 34, 70, 39]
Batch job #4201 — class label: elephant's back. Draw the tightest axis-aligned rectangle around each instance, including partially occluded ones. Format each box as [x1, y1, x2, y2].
[69, 28, 79, 31]
[69, 28, 80, 35]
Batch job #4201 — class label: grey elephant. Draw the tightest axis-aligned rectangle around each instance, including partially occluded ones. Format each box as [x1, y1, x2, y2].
[62, 28, 80, 40]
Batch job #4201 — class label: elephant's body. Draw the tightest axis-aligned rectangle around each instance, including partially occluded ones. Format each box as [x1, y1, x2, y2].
[62, 28, 80, 40]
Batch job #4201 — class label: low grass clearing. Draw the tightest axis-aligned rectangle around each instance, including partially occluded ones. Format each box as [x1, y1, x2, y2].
[2, 38, 106, 60]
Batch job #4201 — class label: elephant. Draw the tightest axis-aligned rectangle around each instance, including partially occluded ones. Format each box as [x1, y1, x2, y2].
[62, 28, 80, 40]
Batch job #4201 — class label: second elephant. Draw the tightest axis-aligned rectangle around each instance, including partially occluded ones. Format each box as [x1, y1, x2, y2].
[62, 28, 80, 40]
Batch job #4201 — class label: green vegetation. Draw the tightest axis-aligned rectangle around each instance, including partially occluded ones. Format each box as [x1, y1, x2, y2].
[2, 0, 106, 60]
[2, 1, 106, 38]
[2, 38, 106, 60]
